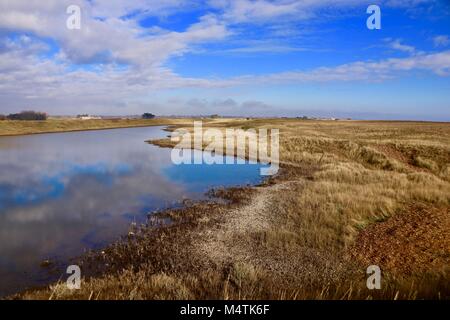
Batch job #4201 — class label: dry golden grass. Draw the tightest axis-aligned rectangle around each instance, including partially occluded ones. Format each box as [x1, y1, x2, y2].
[12, 119, 450, 300]
[0, 118, 192, 136]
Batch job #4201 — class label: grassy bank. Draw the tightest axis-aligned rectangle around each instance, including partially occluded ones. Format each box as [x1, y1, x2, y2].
[12, 119, 450, 300]
[0, 118, 190, 136]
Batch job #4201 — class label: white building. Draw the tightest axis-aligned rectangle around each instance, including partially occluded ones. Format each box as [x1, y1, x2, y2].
[77, 115, 102, 120]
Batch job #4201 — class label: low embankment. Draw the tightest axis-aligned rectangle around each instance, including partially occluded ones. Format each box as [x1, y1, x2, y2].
[0, 118, 189, 136]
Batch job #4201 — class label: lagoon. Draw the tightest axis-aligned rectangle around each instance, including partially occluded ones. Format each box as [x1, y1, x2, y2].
[0, 126, 264, 296]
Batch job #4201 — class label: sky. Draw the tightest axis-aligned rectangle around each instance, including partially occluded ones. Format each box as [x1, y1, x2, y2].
[0, 0, 449, 120]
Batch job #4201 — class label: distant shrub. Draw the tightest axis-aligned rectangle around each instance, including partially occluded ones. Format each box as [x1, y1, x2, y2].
[7, 111, 47, 121]
[0, 114, 6, 120]
[142, 113, 155, 119]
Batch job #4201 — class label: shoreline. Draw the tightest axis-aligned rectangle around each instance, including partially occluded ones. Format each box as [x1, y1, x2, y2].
[13, 160, 449, 300]
[0, 118, 192, 138]
[0, 123, 163, 137]
[10, 179, 275, 300]
[3, 122, 271, 299]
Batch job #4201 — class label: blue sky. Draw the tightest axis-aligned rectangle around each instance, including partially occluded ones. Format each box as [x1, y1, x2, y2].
[0, 0, 449, 120]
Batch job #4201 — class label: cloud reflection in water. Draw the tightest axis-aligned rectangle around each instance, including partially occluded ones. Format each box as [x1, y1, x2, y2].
[0, 126, 263, 296]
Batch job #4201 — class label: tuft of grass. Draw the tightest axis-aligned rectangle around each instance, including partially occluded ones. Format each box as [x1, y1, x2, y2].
[412, 155, 438, 171]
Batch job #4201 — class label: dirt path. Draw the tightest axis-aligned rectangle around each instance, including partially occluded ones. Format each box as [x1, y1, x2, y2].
[192, 179, 352, 289]
[194, 182, 290, 266]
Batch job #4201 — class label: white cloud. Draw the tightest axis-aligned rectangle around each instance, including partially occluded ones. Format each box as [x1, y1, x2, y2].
[385, 0, 431, 7]
[1, 40, 449, 114]
[244, 50, 450, 84]
[0, 1, 228, 67]
[89, 0, 195, 18]
[386, 38, 416, 54]
[209, 0, 434, 24]
[433, 35, 450, 48]
[0, 0, 447, 116]
[209, 0, 359, 23]
[0, 0, 438, 69]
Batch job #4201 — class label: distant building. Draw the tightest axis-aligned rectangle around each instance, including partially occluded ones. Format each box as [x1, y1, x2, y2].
[77, 114, 102, 120]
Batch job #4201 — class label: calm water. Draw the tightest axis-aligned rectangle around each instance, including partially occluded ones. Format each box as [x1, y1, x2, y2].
[0, 126, 264, 296]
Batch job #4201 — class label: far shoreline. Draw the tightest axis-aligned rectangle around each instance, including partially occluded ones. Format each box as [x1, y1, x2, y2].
[0, 118, 192, 137]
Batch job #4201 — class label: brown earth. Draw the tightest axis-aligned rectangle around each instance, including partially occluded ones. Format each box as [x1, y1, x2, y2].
[347, 203, 450, 276]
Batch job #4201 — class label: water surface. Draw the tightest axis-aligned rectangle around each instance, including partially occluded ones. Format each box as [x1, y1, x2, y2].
[0, 126, 264, 296]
